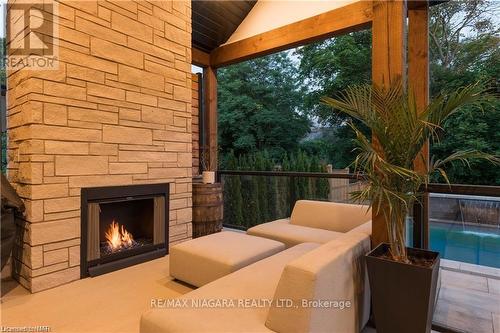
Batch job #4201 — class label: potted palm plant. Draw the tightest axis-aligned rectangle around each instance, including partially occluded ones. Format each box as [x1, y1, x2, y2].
[322, 81, 498, 333]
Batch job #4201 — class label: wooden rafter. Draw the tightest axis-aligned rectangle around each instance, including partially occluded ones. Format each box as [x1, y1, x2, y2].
[192, 47, 210, 68]
[209, 1, 373, 68]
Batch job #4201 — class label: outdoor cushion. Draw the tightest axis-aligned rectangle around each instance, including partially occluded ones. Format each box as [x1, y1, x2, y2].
[169, 231, 285, 287]
[290, 200, 371, 232]
[266, 232, 371, 333]
[347, 220, 372, 236]
[141, 243, 320, 333]
[247, 219, 343, 248]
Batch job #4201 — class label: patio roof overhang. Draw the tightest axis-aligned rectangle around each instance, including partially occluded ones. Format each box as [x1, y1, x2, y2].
[192, 0, 445, 68]
[192, 0, 257, 53]
[191, 0, 436, 248]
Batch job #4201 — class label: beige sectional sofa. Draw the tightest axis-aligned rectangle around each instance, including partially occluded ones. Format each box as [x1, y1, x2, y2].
[247, 200, 372, 247]
[141, 232, 371, 333]
[140, 200, 373, 333]
[170, 232, 285, 287]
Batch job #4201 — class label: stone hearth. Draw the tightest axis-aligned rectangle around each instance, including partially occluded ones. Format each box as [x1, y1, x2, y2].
[6, 0, 193, 292]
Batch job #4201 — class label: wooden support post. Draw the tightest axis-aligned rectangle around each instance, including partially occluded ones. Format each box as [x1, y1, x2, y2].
[372, 0, 407, 88]
[203, 66, 218, 170]
[409, 0, 429, 172]
[409, 1, 430, 248]
[371, 0, 407, 247]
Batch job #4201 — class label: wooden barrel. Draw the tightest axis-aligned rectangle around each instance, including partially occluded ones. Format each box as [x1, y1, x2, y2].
[192, 183, 223, 238]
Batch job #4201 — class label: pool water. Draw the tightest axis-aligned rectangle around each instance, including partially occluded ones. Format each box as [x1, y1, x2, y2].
[429, 222, 500, 268]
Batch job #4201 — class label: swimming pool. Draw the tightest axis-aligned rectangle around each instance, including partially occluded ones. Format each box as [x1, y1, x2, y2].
[429, 221, 500, 268]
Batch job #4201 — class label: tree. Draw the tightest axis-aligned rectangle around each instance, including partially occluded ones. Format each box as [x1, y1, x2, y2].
[217, 51, 310, 159]
[295, 31, 372, 169]
[429, 1, 498, 71]
[220, 150, 330, 227]
[222, 151, 244, 226]
[296, 2, 499, 184]
[300, 125, 362, 169]
[429, 0, 500, 185]
[217, 1, 499, 185]
[295, 30, 372, 126]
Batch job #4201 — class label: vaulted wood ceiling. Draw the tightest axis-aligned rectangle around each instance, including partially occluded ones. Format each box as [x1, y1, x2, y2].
[192, 0, 257, 52]
[192, 0, 445, 58]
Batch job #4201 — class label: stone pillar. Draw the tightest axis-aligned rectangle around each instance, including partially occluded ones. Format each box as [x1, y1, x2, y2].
[7, 0, 193, 292]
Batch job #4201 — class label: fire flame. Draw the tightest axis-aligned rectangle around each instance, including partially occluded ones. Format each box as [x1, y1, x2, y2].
[105, 220, 135, 251]
[120, 225, 134, 247]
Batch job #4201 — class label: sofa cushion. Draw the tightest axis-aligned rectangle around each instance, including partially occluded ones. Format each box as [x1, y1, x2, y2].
[141, 243, 320, 333]
[170, 231, 285, 287]
[247, 219, 343, 248]
[266, 232, 371, 333]
[290, 200, 371, 232]
[347, 220, 372, 236]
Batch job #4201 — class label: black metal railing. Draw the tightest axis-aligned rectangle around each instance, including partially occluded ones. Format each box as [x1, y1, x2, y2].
[217, 170, 364, 180]
[217, 170, 366, 230]
[425, 183, 500, 197]
[413, 183, 500, 248]
[218, 170, 500, 248]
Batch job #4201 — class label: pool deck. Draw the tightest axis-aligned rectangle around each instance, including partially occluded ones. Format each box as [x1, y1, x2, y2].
[434, 259, 500, 333]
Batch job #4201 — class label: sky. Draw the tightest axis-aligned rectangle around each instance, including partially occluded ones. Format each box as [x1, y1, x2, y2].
[192, 65, 203, 74]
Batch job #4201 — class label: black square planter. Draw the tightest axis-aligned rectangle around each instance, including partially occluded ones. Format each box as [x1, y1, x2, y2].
[366, 243, 441, 333]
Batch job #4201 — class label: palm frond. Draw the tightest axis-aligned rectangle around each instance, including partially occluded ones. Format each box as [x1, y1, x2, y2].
[321, 80, 497, 262]
[431, 150, 500, 183]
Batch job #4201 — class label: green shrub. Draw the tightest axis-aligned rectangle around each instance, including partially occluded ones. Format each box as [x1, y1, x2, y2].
[220, 150, 330, 228]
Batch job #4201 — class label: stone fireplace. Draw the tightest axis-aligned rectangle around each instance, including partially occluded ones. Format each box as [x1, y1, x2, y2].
[81, 183, 169, 277]
[6, 0, 193, 292]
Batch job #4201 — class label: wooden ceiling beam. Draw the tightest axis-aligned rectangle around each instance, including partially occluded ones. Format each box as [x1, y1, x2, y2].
[210, 1, 373, 68]
[192, 47, 211, 67]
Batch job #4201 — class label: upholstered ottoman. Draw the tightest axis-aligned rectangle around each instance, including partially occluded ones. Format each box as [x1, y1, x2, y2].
[169, 231, 285, 287]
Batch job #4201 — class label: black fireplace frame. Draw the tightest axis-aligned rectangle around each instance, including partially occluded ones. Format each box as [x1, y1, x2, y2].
[80, 183, 170, 278]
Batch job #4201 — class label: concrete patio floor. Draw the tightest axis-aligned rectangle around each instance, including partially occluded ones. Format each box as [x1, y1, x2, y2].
[1, 256, 192, 333]
[1, 256, 499, 333]
[434, 259, 500, 333]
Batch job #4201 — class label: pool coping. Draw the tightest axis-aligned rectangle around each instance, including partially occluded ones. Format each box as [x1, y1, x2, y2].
[441, 258, 500, 279]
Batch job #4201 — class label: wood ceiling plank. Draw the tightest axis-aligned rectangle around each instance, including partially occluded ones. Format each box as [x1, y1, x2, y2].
[192, 0, 256, 52]
[203, 2, 245, 27]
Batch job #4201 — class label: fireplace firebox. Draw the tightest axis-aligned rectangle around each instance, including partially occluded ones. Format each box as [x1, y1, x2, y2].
[81, 183, 169, 277]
